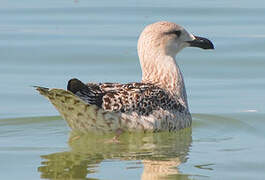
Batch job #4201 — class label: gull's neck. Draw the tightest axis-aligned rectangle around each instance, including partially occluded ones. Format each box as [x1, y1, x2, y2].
[140, 54, 189, 109]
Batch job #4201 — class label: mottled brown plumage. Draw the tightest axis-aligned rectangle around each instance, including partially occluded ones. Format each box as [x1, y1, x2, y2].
[68, 79, 185, 116]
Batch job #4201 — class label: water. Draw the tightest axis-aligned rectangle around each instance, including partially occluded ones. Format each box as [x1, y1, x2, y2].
[0, 0, 265, 179]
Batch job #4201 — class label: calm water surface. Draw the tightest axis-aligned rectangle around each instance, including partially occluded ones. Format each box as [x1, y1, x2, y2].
[0, 0, 265, 179]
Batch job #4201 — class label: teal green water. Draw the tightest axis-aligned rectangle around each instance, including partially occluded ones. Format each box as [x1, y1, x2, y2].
[1, 0, 265, 179]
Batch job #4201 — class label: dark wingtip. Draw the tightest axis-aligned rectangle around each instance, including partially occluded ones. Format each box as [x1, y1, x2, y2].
[33, 86, 50, 96]
[33, 86, 49, 90]
[67, 78, 87, 94]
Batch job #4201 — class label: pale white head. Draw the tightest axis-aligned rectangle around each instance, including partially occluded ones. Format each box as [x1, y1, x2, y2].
[137, 21, 214, 65]
[137, 21, 214, 106]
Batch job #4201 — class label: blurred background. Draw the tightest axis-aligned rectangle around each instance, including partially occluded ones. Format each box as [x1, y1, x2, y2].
[0, 1, 265, 179]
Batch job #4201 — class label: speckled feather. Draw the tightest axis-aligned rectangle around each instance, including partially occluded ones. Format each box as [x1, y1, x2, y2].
[68, 79, 186, 116]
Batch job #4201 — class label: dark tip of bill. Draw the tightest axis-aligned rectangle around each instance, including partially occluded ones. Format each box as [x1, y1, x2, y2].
[196, 36, 214, 50]
[187, 36, 215, 50]
[206, 39, 215, 50]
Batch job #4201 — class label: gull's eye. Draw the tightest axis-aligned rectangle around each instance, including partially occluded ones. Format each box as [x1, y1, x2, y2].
[164, 30, 181, 37]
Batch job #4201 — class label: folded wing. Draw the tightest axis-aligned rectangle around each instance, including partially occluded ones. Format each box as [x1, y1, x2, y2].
[67, 78, 185, 116]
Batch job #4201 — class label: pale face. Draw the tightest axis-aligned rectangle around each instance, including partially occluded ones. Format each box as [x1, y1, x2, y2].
[164, 28, 196, 56]
[138, 21, 214, 58]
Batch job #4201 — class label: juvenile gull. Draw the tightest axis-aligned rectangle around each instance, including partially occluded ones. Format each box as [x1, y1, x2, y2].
[36, 21, 214, 133]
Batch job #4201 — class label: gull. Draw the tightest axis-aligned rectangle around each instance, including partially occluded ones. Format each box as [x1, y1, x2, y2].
[36, 21, 214, 135]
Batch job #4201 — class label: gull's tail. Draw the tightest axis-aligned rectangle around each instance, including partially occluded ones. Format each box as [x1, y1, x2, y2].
[35, 86, 121, 133]
[34, 86, 50, 96]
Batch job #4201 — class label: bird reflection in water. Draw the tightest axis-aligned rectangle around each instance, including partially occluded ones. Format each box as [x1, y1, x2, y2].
[38, 128, 192, 180]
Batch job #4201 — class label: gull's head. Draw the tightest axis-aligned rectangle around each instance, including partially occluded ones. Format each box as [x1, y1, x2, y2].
[138, 21, 214, 59]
